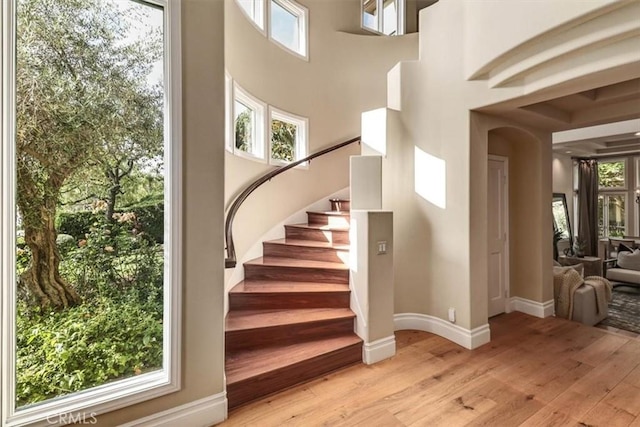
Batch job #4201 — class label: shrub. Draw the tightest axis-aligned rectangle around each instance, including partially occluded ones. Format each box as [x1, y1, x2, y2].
[16, 296, 163, 407]
[57, 211, 101, 240]
[123, 201, 164, 244]
[60, 214, 163, 304]
[57, 202, 164, 244]
[56, 233, 76, 254]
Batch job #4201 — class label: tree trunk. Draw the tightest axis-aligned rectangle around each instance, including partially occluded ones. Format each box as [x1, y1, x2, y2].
[17, 166, 81, 310]
[22, 227, 80, 310]
[106, 181, 119, 223]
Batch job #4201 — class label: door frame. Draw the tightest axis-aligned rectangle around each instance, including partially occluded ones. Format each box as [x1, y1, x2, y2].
[488, 154, 511, 315]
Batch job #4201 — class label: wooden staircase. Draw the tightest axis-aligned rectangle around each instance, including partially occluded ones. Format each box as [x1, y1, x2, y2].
[225, 199, 362, 410]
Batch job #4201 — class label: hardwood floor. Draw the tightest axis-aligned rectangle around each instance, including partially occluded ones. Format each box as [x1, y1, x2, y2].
[218, 312, 640, 427]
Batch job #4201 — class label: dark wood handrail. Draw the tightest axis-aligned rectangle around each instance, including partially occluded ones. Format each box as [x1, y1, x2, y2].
[225, 136, 361, 268]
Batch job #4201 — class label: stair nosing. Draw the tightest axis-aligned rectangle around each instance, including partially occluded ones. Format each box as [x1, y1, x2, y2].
[230, 281, 350, 294]
[244, 256, 349, 270]
[264, 239, 350, 250]
[285, 223, 350, 231]
[225, 308, 356, 332]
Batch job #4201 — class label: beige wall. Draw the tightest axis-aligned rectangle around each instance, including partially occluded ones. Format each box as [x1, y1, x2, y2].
[486, 125, 553, 303]
[382, 0, 634, 332]
[224, 0, 418, 284]
[95, 0, 226, 424]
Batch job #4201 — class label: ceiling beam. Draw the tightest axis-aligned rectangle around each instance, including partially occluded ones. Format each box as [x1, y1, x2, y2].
[595, 79, 640, 101]
[520, 103, 571, 123]
[576, 89, 597, 101]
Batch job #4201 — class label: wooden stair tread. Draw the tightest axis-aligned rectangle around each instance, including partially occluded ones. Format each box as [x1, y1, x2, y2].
[266, 238, 349, 250]
[226, 334, 362, 384]
[226, 308, 355, 331]
[245, 256, 349, 270]
[306, 211, 350, 216]
[285, 223, 350, 231]
[230, 280, 350, 293]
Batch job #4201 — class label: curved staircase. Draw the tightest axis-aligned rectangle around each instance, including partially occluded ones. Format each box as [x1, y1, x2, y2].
[225, 199, 362, 410]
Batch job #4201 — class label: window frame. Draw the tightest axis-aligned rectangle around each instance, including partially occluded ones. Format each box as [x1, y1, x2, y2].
[225, 72, 234, 153]
[235, 0, 266, 33]
[1, 0, 182, 425]
[598, 192, 628, 238]
[269, 107, 308, 166]
[233, 82, 267, 162]
[361, 0, 405, 36]
[268, 0, 309, 60]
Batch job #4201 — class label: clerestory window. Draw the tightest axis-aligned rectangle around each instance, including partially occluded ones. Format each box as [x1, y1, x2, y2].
[362, 0, 405, 36]
[235, 0, 308, 59]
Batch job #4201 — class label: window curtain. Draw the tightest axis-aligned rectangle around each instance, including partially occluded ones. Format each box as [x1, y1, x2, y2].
[577, 159, 599, 256]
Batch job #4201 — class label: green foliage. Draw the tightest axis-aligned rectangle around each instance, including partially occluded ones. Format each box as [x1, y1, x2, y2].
[17, 213, 164, 406]
[271, 119, 297, 162]
[60, 214, 164, 303]
[57, 211, 98, 240]
[58, 201, 164, 243]
[598, 160, 625, 188]
[235, 108, 252, 152]
[121, 201, 165, 244]
[16, 296, 162, 406]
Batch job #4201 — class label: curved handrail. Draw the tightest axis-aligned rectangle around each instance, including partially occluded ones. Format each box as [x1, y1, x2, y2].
[225, 136, 361, 268]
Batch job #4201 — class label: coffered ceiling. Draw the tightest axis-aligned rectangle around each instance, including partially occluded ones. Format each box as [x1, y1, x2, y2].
[479, 77, 640, 157]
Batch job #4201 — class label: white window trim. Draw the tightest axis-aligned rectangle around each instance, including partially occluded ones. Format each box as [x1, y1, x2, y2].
[234, 0, 266, 34]
[1, 0, 182, 425]
[233, 83, 267, 163]
[225, 72, 233, 153]
[361, 0, 405, 36]
[268, 0, 309, 61]
[269, 107, 308, 167]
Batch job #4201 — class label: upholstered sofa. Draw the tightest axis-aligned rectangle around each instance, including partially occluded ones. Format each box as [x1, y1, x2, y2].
[605, 247, 640, 285]
[605, 239, 640, 285]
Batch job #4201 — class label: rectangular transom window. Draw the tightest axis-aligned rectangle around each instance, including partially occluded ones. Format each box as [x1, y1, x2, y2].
[362, 0, 405, 36]
[270, 108, 308, 165]
[2, 0, 182, 424]
[269, 0, 308, 58]
[598, 159, 626, 189]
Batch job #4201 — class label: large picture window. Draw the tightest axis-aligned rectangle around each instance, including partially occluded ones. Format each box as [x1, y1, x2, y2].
[1, 0, 181, 424]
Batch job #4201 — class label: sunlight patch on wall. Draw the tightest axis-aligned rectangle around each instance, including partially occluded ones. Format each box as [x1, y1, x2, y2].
[414, 146, 446, 209]
[361, 108, 387, 156]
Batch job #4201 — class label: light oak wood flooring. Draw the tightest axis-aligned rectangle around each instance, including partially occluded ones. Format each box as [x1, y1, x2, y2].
[218, 312, 640, 427]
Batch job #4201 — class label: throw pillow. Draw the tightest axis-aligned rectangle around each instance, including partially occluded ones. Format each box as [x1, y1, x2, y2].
[616, 249, 640, 271]
[619, 243, 634, 253]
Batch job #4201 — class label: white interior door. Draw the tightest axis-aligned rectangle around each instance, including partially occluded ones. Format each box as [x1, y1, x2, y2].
[488, 156, 509, 317]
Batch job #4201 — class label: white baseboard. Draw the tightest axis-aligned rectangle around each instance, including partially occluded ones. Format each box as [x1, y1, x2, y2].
[120, 392, 227, 427]
[393, 313, 490, 350]
[363, 335, 396, 365]
[509, 297, 555, 318]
